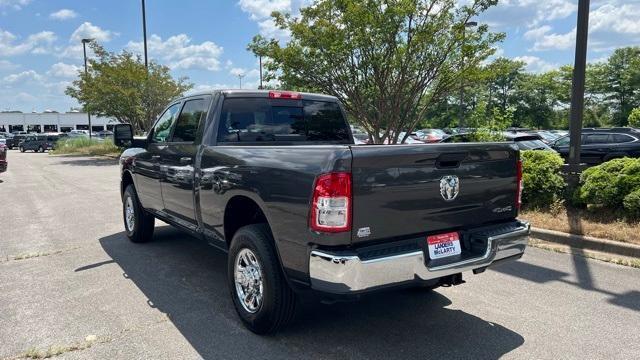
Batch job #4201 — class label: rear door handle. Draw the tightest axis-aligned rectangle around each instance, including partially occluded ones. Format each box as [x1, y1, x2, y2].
[151, 155, 161, 161]
[180, 157, 192, 165]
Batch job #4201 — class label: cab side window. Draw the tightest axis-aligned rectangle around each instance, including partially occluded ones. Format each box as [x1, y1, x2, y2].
[171, 98, 209, 143]
[151, 103, 182, 143]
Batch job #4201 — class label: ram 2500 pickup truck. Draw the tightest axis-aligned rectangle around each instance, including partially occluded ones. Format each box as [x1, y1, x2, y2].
[114, 89, 530, 334]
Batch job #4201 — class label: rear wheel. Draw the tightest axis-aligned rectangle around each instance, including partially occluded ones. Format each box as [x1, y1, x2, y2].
[122, 184, 155, 243]
[38, 146, 44, 153]
[228, 224, 296, 334]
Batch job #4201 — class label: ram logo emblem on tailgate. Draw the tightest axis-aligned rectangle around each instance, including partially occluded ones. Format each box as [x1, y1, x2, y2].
[440, 175, 459, 201]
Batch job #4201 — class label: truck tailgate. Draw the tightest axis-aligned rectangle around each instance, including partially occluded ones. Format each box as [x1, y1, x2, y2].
[349, 143, 519, 244]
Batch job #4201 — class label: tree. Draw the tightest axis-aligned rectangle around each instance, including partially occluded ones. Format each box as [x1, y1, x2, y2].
[629, 108, 640, 128]
[590, 47, 640, 126]
[66, 43, 192, 132]
[249, 0, 503, 144]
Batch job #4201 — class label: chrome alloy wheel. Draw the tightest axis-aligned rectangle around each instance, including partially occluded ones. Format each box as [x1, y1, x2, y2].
[125, 196, 135, 232]
[234, 248, 264, 313]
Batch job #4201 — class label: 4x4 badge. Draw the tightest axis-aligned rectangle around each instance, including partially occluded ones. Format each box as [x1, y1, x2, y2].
[440, 175, 459, 201]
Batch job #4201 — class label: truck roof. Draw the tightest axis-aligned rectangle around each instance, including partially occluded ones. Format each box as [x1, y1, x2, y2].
[181, 89, 339, 102]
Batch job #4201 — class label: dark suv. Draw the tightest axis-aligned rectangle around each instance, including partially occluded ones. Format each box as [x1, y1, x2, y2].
[19, 134, 57, 153]
[551, 128, 640, 164]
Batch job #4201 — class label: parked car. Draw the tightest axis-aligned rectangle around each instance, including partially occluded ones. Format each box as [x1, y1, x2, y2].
[6, 134, 26, 149]
[97, 130, 114, 138]
[0, 143, 6, 173]
[114, 89, 529, 334]
[416, 128, 448, 142]
[18, 134, 57, 152]
[528, 130, 562, 144]
[441, 131, 554, 151]
[551, 128, 640, 165]
[68, 130, 89, 138]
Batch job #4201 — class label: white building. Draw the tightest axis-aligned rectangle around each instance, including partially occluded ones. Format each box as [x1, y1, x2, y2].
[0, 112, 120, 133]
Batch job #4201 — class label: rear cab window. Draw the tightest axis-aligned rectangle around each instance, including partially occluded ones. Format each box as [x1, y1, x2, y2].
[216, 97, 351, 144]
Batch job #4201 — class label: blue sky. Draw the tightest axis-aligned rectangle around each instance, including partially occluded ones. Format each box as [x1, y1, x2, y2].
[1, 0, 639, 112]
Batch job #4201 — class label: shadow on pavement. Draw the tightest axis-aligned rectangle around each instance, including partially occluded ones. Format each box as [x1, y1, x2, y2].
[493, 253, 640, 312]
[94, 226, 524, 359]
[54, 156, 119, 167]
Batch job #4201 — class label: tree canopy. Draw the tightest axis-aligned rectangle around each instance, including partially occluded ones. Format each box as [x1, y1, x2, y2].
[249, 0, 503, 143]
[66, 43, 192, 132]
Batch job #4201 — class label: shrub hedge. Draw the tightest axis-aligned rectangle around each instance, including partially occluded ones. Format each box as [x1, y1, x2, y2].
[520, 150, 566, 209]
[578, 157, 640, 212]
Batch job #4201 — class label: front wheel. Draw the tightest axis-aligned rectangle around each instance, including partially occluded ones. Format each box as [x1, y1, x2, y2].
[122, 184, 155, 243]
[228, 224, 296, 334]
[38, 146, 44, 153]
[19, 146, 24, 153]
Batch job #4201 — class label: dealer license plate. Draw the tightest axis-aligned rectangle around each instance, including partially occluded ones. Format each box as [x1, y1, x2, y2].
[427, 232, 462, 260]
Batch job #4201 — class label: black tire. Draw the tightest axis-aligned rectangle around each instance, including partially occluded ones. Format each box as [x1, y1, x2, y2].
[227, 224, 296, 334]
[19, 146, 24, 153]
[122, 184, 155, 243]
[38, 146, 44, 153]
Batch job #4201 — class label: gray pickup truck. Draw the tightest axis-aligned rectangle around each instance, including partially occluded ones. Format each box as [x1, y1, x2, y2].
[114, 89, 529, 334]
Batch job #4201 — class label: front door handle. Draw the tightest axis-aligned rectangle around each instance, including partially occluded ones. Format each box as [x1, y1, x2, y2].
[151, 155, 161, 161]
[180, 157, 192, 165]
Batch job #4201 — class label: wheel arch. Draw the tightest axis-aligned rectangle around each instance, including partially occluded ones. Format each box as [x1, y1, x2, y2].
[223, 195, 274, 246]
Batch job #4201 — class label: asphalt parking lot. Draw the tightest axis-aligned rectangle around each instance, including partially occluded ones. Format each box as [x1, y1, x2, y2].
[1, 151, 640, 359]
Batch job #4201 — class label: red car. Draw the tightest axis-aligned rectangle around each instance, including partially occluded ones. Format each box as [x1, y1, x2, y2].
[0, 143, 7, 173]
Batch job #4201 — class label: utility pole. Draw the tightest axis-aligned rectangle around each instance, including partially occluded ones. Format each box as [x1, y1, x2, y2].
[141, 0, 148, 69]
[238, 73, 246, 89]
[259, 55, 263, 90]
[459, 21, 477, 128]
[568, 0, 590, 174]
[81, 38, 94, 140]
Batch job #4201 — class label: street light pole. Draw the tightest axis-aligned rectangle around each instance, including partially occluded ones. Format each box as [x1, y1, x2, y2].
[568, 0, 590, 173]
[459, 21, 478, 129]
[259, 55, 263, 90]
[141, 0, 148, 69]
[81, 38, 93, 140]
[238, 73, 245, 89]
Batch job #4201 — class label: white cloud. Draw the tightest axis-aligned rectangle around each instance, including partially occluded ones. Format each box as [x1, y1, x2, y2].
[237, 0, 305, 38]
[238, 0, 291, 20]
[0, 0, 31, 10]
[49, 9, 78, 20]
[523, 25, 575, 51]
[0, 59, 18, 70]
[0, 29, 56, 56]
[522, 1, 640, 52]
[47, 62, 81, 78]
[229, 67, 260, 78]
[258, 18, 290, 39]
[480, 0, 577, 29]
[126, 34, 223, 71]
[513, 55, 558, 73]
[70, 22, 114, 43]
[2, 70, 42, 83]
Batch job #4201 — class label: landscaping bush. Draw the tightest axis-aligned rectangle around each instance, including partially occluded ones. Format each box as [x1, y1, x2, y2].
[623, 188, 640, 217]
[520, 150, 566, 209]
[51, 137, 121, 156]
[578, 157, 640, 210]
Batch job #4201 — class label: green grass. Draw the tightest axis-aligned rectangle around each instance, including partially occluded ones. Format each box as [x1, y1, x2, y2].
[50, 137, 121, 157]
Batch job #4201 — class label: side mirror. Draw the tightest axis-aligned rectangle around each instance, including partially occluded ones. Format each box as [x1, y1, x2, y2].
[113, 123, 134, 148]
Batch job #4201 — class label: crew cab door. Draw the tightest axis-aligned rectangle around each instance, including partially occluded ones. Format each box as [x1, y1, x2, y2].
[134, 102, 181, 211]
[159, 96, 212, 223]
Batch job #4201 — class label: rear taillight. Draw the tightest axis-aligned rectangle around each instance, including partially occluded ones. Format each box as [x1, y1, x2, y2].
[309, 172, 352, 233]
[516, 159, 523, 210]
[269, 91, 302, 99]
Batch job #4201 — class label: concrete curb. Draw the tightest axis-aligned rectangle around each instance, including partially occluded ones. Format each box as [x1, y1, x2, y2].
[531, 227, 640, 258]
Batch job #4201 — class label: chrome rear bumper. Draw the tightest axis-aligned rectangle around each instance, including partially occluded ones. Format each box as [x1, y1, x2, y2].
[309, 222, 530, 294]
